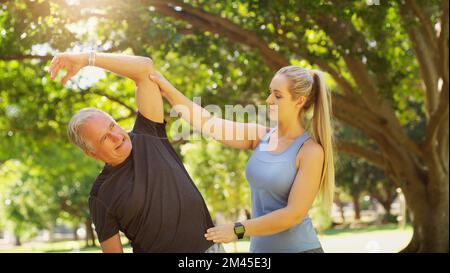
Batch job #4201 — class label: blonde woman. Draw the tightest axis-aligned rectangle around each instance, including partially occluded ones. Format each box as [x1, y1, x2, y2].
[150, 66, 334, 253]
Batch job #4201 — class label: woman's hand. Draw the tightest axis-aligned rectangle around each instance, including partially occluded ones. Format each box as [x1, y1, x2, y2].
[148, 71, 178, 98]
[48, 53, 88, 85]
[204, 224, 238, 244]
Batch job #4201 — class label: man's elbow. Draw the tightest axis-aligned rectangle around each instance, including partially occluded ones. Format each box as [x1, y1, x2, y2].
[142, 57, 154, 74]
[134, 57, 155, 82]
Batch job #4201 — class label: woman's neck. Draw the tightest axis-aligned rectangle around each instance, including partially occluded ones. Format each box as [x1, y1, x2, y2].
[277, 118, 305, 140]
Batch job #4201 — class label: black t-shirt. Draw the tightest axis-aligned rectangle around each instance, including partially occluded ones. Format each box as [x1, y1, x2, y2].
[88, 112, 214, 253]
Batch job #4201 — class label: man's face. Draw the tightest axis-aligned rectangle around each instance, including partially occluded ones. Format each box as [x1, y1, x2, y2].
[79, 114, 132, 165]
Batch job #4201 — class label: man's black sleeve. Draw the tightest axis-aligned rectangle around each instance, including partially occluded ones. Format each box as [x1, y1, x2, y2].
[131, 111, 167, 137]
[88, 195, 120, 243]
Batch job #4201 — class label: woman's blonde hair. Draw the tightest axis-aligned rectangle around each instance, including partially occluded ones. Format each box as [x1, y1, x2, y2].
[276, 66, 335, 212]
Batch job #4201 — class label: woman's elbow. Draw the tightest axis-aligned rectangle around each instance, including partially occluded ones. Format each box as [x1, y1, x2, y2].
[286, 210, 306, 228]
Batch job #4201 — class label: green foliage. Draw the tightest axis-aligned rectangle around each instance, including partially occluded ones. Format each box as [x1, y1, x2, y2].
[1, 0, 441, 241]
[180, 137, 251, 221]
[309, 199, 333, 233]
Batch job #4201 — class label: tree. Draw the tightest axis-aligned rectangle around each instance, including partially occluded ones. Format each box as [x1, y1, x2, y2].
[336, 154, 365, 222]
[337, 149, 399, 224]
[366, 170, 398, 224]
[0, 141, 102, 246]
[141, 0, 448, 252]
[1, 0, 448, 252]
[180, 136, 251, 222]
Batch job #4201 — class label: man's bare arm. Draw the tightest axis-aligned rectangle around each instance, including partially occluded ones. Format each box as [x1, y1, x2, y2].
[100, 233, 123, 253]
[48, 52, 164, 122]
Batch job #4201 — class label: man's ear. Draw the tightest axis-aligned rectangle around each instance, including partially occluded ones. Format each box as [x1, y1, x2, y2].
[85, 150, 98, 160]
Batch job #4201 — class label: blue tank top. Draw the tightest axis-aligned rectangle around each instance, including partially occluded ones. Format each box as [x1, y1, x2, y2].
[245, 127, 322, 253]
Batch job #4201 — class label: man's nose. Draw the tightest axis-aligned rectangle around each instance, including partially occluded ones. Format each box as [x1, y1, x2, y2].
[109, 132, 122, 142]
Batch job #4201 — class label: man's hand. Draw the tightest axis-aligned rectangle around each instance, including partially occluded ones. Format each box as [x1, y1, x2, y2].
[48, 53, 88, 85]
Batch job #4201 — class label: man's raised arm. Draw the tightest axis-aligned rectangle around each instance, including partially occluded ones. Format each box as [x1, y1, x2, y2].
[48, 52, 164, 122]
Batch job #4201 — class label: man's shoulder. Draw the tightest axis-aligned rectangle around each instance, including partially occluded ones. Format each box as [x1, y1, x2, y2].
[132, 111, 167, 137]
[90, 167, 111, 198]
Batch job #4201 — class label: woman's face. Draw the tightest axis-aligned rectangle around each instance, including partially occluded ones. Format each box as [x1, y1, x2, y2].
[266, 74, 305, 122]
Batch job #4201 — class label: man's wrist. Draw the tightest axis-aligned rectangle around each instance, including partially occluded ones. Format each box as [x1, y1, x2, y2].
[80, 52, 90, 67]
[87, 51, 96, 66]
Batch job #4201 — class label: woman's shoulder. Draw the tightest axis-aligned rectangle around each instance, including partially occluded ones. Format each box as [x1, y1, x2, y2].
[298, 137, 324, 161]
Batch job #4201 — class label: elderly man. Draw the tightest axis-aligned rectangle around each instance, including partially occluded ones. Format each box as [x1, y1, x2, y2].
[48, 52, 223, 253]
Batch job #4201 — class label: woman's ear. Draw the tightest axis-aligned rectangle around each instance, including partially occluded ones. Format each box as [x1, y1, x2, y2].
[296, 96, 307, 109]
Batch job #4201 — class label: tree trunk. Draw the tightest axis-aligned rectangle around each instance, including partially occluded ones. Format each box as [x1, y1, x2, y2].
[371, 194, 395, 224]
[335, 195, 346, 223]
[73, 228, 78, 241]
[380, 201, 393, 224]
[48, 225, 55, 243]
[84, 221, 89, 247]
[85, 219, 96, 247]
[401, 175, 449, 252]
[352, 195, 361, 221]
[14, 235, 21, 246]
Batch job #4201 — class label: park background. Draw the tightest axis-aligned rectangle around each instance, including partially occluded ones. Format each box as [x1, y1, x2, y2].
[0, 0, 448, 253]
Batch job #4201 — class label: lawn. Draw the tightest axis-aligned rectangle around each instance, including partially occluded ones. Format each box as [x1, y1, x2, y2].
[318, 224, 413, 253]
[0, 224, 412, 253]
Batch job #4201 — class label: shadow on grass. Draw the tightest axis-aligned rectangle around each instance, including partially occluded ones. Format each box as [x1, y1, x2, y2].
[321, 223, 412, 236]
[39, 241, 132, 253]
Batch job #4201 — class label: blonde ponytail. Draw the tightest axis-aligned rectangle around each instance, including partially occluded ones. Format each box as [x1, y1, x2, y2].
[311, 70, 335, 213]
[276, 66, 335, 213]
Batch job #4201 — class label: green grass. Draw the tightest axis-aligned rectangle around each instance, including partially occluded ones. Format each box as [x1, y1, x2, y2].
[322, 223, 412, 236]
[0, 240, 133, 253]
[0, 224, 413, 253]
[223, 224, 413, 253]
[319, 224, 413, 253]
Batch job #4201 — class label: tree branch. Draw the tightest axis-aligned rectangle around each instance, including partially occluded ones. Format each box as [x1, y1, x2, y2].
[268, 7, 357, 98]
[405, 0, 439, 52]
[143, 0, 424, 161]
[400, 3, 440, 115]
[312, 11, 424, 158]
[0, 54, 53, 61]
[269, 8, 424, 159]
[78, 87, 136, 115]
[333, 93, 387, 127]
[60, 197, 82, 218]
[438, 0, 449, 90]
[336, 140, 385, 168]
[149, 0, 289, 70]
[426, 89, 449, 149]
[0, 44, 125, 61]
[310, 12, 385, 119]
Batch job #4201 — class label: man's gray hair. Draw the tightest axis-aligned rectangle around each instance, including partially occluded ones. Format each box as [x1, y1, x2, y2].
[67, 108, 114, 152]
